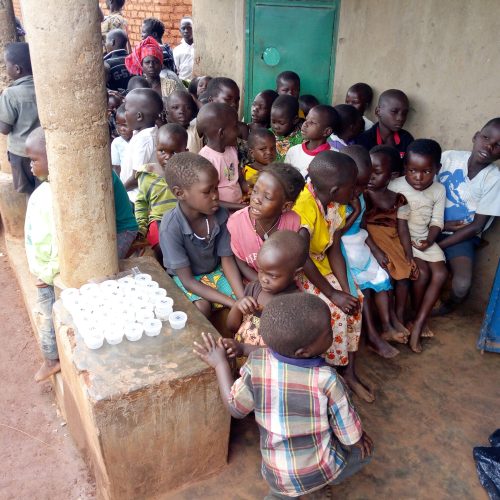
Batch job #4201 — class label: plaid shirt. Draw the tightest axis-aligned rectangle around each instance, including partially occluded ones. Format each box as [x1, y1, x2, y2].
[228, 348, 363, 496]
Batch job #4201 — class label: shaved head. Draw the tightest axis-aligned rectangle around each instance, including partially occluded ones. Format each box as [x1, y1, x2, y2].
[308, 150, 358, 191]
[196, 102, 237, 137]
[378, 89, 409, 107]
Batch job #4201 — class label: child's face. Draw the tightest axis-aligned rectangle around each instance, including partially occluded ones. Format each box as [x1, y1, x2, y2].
[404, 152, 437, 191]
[368, 153, 393, 190]
[211, 84, 240, 111]
[250, 135, 276, 166]
[270, 107, 297, 137]
[197, 77, 211, 97]
[26, 141, 49, 180]
[257, 249, 296, 295]
[181, 167, 220, 215]
[107, 95, 121, 117]
[332, 178, 356, 205]
[276, 78, 300, 99]
[251, 94, 271, 124]
[142, 56, 162, 80]
[4, 56, 19, 80]
[471, 123, 500, 166]
[166, 94, 193, 128]
[301, 108, 329, 142]
[116, 113, 133, 141]
[250, 172, 287, 221]
[376, 96, 409, 132]
[156, 133, 187, 169]
[345, 89, 367, 114]
[354, 165, 372, 197]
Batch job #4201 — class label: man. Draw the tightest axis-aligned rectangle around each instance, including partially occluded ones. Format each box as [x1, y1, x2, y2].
[103, 29, 131, 92]
[173, 17, 194, 80]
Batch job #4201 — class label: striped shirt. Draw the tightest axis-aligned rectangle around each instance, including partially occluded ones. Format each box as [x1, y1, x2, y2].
[134, 163, 177, 237]
[228, 349, 363, 496]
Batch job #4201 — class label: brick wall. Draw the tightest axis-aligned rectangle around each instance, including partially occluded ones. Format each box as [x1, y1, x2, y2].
[13, 0, 191, 48]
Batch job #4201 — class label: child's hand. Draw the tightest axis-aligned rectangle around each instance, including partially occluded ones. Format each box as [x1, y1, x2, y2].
[193, 332, 228, 368]
[412, 239, 431, 251]
[330, 290, 359, 316]
[444, 220, 468, 232]
[236, 297, 259, 315]
[353, 431, 374, 459]
[372, 248, 389, 269]
[222, 338, 244, 358]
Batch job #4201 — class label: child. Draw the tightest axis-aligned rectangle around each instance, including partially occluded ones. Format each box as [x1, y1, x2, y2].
[103, 29, 131, 92]
[389, 139, 448, 352]
[24, 127, 60, 382]
[111, 104, 133, 175]
[0, 42, 40, 194]
[225, 230, 308, 355]
[341, 146, 408, 359]
[165, 90, 202, 154]
[228, 163, 305, 281]
[197, 102, 246, 211]
[248, 89, 278, 132]
[293, 151, 372, 402]
[275, 70, 300, 98]
[242, 128, 276, 193]
[270, 94, 302, 162]
[120, 88, 163, 201]
[328, 104, 364, 151]
[125, 36, 163, 95]
[194, 293, 373, 498]
[126, 75, 151, 92]
[355, 89, 414, 158]
[135, 123, 187, 259]
[436, 118, 500, 313]
[159, 152, 245, 317]
[107, 91, 123, 138]
[285, 104, 339, 177]
[299, 94, 320, 118]
[345, 82, 374, 131]
[366, 145, 418, 325]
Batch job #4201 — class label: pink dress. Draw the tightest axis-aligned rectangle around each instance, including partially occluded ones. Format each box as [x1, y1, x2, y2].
[227, 207, 300, 270]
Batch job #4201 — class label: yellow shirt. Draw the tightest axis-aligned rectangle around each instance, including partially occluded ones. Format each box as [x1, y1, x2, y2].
[293, 183, 346, 276]
[243, 164, 260, 186]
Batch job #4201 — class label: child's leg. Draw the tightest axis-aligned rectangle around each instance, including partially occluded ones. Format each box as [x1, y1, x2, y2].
[394, 279, 410, 324]
[329, 443, 372, 486]
[194, 299, 212, 318]
[411, 258, 430, 316]
[116, 230, 138, 259]
[373, 290, 408, 344]
[342, 352, 375, 403]
[447, 255, 473, 306]
[409, 261, 448, 353]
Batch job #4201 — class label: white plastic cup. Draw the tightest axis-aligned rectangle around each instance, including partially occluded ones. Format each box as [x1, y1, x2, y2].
[136, 308, 154, 323]
[168, 311, 187, 330]
[155, 297, 173, 309]
[118, 276, 135, 286]
[60, 288, 80, 307]
[155, 306, 173, 321]
[105, 327, 124, 345]
[125, 323, 143, 342]
[80, 283, 100, 296]
[100, 280, 119, 293]
[143, 319, 162, 337]
[84, 332, 104, 350]
[149, 288, 167, 302]
[134, 273, 152, 283]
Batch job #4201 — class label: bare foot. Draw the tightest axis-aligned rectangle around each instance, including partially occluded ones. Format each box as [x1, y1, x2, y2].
[381, 326, 408, 345]
[34, 359, 61, 382]
[367, 335, 400, 358]
[408, 323, 423, 353]
[391, 318, 411, 340]
[344, 374, 375, 403]
[421, 324, 435, 338]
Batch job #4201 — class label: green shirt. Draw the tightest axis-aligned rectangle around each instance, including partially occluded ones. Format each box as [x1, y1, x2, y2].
[113, 171, 138, 233]
[272, 126, 303, 162]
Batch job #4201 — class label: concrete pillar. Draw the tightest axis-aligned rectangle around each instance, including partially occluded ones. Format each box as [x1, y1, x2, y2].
[22, 0, 118, 287]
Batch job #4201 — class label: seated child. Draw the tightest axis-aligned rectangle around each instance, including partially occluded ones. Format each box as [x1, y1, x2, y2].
[197, 102, 246, 211]
[389, 139, 448, 352]
[194, 293, 373, 498]
[285, 104, 339, 177]
[293, 151, 371, 402]
[242, 128, 276, 193]
[225, 230, 308, 355]
[24, 127, 60, 382]
[159, 152, 244, 317]
[120, 88, 163, 201]
[165, 90, 202, 153]
[345, 82, 374, 131]
[328, 104, 364, 151]
[228, 163, 305, 281]
[341, 146, 408, 359]
[299, 94, 320, 118]
[275, 70, 300, 98]
[135, 123, 187, 259]
[103, 29, 131, 92]
[436, 117, 500, 313]
[111, 104, 133, 175]
[355, 89, 414, 158]
[0, 42, 40, 194]
[248, 89, 278, 132]
[270, 94, 302, 162]
[366, 145, 418, 325]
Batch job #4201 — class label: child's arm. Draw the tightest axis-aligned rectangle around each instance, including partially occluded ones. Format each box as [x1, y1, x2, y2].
[222, 338, 261, 358]
[235, 256, 258, 282]
[412, 186, 445, 251]
[0, 121, 12, 134]
[397, 218, 415, 262]
[439, 213, 489, 249]
[124, 171, 139, 191]
[361, 213, 389, 269]
[339, 197, 361, 236]
[227, 296, 259, 334]
[221, 255, 245, 299]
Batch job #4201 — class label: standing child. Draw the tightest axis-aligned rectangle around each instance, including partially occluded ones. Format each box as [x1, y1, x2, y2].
[194, 293, 373, 498]
[111, 104, 133, 175]
[328, 104, 364, 151]
[389, 139, 448, 352]
[298, 94, 320, 119]
[159, 153, 244, 318]
[355, 89, 414, 158]
[248, 89, 278, 132]
[24, 128, 60, 382]
[0, 42, 40, 194]
[275, 70, 300, 98]
[242, 128, 276, 194]
[285, 104, 339, 177]
[197, 102, 246, 210]
[345, 82, 374, 131]
[270, 94, 302, 162]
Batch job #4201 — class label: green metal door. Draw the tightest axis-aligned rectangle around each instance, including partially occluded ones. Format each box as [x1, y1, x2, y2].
[245, 0, 340, 118]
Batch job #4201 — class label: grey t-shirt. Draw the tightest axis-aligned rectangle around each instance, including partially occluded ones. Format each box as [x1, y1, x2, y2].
[160, 204, 233, 276]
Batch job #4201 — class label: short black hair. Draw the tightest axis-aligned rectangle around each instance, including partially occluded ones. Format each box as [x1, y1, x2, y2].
[405, 139, 442, 166]
[26, 126, 46, 150]
[299, 94, 320, 114]
[483, 117, 500, 129]
[164, 152, 215, 189]
[127, 88, 164, 118]
[260, 162, 305, 202]
[343, 144, 372, 178]
[276, 70, 300, 86]
[127, 75, 151, 92]
[106, 29, 128, 49]
[334, 104, 361, 134]
[260, 230, 308, 270]
[347, 83, 373, 106]
[205, 77, 239, 100]
[115, 103, 126, 119]
[196, 102, 237, 137]
[369, 145, 402, 175]
[142, 17, 165, 40]
[111, 0, 126, 9]
[260, 293, 331, 357]
[188, 77, 200, 95]
[248, 127, 275, 149]
[312, 104, 340, 132]
[308, 151, 357, 191]
[255, 89, 279, 107]
[378, 89, 409, 107]
[158, 122, 188, 145]
[4, 42, 31, 73]
[271, 94, 299, 119]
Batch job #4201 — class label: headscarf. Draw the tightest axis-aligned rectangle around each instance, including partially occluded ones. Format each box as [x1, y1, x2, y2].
[125, 36, 164, 76]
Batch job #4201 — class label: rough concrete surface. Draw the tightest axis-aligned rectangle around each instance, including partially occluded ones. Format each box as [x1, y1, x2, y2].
[0, 173, 27, 238]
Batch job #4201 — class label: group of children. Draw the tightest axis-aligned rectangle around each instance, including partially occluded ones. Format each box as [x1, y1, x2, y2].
[2, 29, 500, 499]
